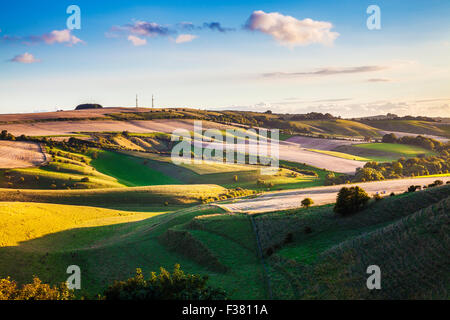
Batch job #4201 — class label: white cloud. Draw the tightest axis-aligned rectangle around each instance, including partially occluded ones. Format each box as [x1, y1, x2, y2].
[127, 35, 147, 46]
[245, 10, 339, 47]
[42, 29, 84, 45]
[10, 52, 40, 64]
[175, 34, 198, 44]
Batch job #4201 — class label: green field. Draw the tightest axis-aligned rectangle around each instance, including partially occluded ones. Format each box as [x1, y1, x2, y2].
[0, 204, 267, 299]
[353, 142, 436, 158]
[333, 143, 438, 162]
[91, 150, 181, 187]
[0, 147, 125, 190]
[123, 151, 329, 191]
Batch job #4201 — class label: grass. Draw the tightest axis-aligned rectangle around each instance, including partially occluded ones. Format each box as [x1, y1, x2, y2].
[0, 184, 229, 207]
[91, 150, 181, 187]
[295, 196, 450, 299]
[0, 204, 267, 299]
[353, 142, 437, 157]
[0, 147, 125, 190]
[123, 151, 330, 191]
[0, 185, 448, 299]
[0, 202, 165, 247]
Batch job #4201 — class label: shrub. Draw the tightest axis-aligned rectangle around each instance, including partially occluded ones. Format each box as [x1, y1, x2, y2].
[284, 233, 294, 244]
[301, 198, 314, 208]
[103, 265, 226, 300]
[304, 226, 313, 234]
[373, 194, 382, 201]
[334, 186, 370, 216]
[0, 276, 73, 300]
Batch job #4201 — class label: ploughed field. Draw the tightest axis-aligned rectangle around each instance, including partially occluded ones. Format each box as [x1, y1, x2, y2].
[0, 141, 47, 169]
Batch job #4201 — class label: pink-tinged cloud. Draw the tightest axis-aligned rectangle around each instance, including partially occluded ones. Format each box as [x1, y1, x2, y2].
[127, 35, 147, 46]
[175, 34, 198, 44]
[245, 10, 339, 47]
[10, 52, 40, 64]
[42, 29, 84, 45]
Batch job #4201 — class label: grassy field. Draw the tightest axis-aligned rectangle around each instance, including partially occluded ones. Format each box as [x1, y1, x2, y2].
[333, 143, 438, 162]
[91, 150, 181, 187]
[0, 184, 229, 206]
[0, 147, 125, 190]
[123, 151, 330, 191]
[0, 204, 267, 299]
[0, 202, 166, 247]
[293, 197, 449, 299]
[353, 142, 437, 157]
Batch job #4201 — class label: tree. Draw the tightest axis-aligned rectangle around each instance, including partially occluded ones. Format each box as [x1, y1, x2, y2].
[354, 167, 384, 182]
[382, 133, 397, 143]
[334, 186, 370, 216]
[301, 198, 314, 208]
[103, 264, 226, 300]
[392, 161, 403, 175]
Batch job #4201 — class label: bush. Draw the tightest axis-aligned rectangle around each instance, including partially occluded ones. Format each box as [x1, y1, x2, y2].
[334, 186, 370, 216]
[103, 265, 226, 300]
[0, 277, 73, 300]
[301, 198, 314, 208]
[373, 194, 382, 201]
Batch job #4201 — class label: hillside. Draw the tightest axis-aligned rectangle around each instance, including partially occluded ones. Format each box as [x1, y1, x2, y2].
[360, 120, 450, 138]
[0, 184, 448, 299]
[255, 184, 450, 299]
[294, 197, 449, 299]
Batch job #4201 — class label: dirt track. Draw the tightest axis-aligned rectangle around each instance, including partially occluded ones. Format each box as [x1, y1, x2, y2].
[218, 176, 450, 214]
[0, 141, 47, 169]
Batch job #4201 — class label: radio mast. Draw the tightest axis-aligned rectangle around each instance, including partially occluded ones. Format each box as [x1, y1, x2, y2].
[136, 94, 138, 108]
[152, 94, 154, 108]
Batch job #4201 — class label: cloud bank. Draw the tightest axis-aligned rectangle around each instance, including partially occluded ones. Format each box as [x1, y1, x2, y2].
[263, 65, 387, 78]
[245, 10, 339, 46]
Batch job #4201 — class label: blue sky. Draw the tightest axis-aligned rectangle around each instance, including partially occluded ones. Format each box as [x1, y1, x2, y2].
[1, 0, 449, 117]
